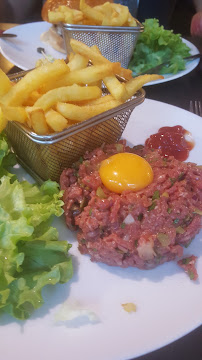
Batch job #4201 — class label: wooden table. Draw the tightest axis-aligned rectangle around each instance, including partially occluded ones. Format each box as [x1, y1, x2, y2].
[0, 21, 202, 360]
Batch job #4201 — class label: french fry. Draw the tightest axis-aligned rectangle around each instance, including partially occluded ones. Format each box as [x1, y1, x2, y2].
[0, 107, 8, 132]
[0, 103, 27, 123]
[56, 99, 122, 122]
[91, 44, 126, 101]
[26, 107, 49, 135]
[103, 76, 126, 101]
[123, 74, 164, 101]
[40, 63, 121, 92]
[70, 39, 132, 81]
[109, 4, 129, 27]
[45, 109, 68, 132]
[0, 39, 164, 136]
[127, 13, 137, 27]
[23, 90, 41, 106]
[1, 60, 69, 106]
[0, 69, 12, 97]
[80, 0, 104, 25]
[74, 94, 114, 106]
[47, 0, 137, 27]
[71, 8, 84, 23]
[67, 53, 89, 71]
[48, 11, 67, 23]
[34, 84, 102, 111]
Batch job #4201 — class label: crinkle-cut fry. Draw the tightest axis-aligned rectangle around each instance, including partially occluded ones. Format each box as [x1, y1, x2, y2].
[0, 103, 27, 123]
[56, 99, 122, 122]
[40, 63, 121, 92]
[67, 53, 89, 72]
[80, 0, 104, 25]
[26, 107, 49, 135]
[1, 60, 69, 106]
[70, 39, 132, 81]
[0, 106, 8, 132]
[45, 109, 68, 132]
[0, 69, 12, 97]
[34, 84, 102, 111]
[123, 74, 164, 101]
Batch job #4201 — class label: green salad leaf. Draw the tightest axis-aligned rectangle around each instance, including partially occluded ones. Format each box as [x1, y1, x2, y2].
[0, 134, 73, 320]
[129, 18, 191, 75]
[0, 133, 17, 181]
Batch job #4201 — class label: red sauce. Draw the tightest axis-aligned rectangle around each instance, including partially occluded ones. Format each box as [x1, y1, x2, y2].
[145, 125, 194, 161]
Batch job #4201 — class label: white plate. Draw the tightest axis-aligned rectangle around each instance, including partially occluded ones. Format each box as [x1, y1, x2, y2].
[1, 99, 202, 360]
[0, 22, 199, 86]
[0, 22, 66, 70]
[133, 38, 200, 86]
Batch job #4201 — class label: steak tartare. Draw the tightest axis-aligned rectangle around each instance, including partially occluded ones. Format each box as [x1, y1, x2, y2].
[60, 141, 202, 278]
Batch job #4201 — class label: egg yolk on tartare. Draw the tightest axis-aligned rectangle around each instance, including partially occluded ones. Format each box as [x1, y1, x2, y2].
[99, 152, 154, 194]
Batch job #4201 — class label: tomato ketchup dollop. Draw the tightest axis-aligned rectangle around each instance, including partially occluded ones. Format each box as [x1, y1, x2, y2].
[145, 125, 194, 161]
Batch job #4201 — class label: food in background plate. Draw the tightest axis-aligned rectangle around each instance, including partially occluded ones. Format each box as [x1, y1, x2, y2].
[60, 140, 202, 280]
[40, 0, 137, 52]
[129, 18, 191, 75]
[45, 0, 137, 26]
[41, 0, 113, 19]
[0, 39, 163, 135]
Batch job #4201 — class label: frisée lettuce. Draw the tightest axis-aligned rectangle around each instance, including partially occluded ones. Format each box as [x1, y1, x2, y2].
[129, 18, 191, 75]
[0, 134, 73, 320]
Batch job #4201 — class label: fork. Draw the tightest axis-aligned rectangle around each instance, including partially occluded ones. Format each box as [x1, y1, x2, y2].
[189, 100, 202, 116]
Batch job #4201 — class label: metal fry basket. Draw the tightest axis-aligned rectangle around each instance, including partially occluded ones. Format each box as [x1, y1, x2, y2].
[59, 21, 143, 68]
[5, 88, 145, 183]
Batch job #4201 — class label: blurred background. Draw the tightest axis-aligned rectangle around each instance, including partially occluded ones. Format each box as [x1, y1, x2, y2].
[0, 0, 197, 38]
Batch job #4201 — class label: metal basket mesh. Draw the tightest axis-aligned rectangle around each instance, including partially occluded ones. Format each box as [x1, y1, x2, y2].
[60, 22, 143, 68]
[5, 89, 145, 183]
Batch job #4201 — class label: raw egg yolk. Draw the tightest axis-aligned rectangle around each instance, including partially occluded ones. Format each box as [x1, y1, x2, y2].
[99, 152, 153, 194]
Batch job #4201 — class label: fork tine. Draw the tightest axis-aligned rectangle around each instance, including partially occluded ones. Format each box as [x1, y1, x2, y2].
[194, 101, 199, 116]
[189, 100, 202, 116]
[189, 100, 194, 113]
[199, 101, 202, 117]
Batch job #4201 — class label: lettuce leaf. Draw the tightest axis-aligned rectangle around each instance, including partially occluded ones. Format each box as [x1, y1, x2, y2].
[129, 18, 191, 75]
[0, 135, 73, 320]
[0, 133, 16, 181]
[0, 176, 73, 320]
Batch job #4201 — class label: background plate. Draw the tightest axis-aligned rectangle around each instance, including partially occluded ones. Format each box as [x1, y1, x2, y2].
[1, 99, 202, 360]
[0, 23, 199, 85]
[0, 21, 66, 70]
[136, 38, 200, 86]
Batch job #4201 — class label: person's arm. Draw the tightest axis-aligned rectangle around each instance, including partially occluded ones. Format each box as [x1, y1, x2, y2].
[191, 0, 202, 35]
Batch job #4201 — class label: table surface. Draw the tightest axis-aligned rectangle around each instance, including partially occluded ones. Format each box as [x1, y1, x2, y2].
[0, 22, 202, 360]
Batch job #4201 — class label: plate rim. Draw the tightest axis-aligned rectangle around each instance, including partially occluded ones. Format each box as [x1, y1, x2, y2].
[0, 96, 202, 360]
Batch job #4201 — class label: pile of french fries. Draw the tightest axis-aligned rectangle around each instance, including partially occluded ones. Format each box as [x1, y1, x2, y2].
[48, 0, 137, 27]
[0, 39, 163, 135]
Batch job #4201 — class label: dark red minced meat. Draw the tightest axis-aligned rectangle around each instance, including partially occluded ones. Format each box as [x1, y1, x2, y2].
[60, 140, 202, 279]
